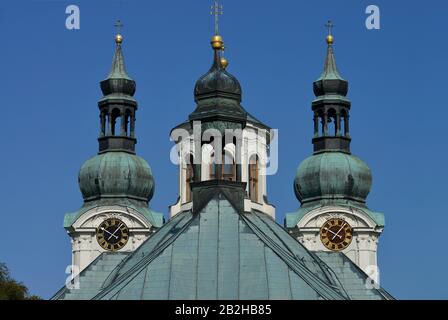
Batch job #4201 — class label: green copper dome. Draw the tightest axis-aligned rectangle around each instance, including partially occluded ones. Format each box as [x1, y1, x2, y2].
[194, 61, 242, 102]
[78, 152, 155, 203]
[294, 152, 372, 204]
[194, 37, 242, 103]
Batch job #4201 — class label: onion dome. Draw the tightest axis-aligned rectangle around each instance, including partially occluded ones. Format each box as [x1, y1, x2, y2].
[194, 35, 242, 103]
[78, 152, 154, 203]
[313, 34, 348, 97]
[294, 152, 371, 204]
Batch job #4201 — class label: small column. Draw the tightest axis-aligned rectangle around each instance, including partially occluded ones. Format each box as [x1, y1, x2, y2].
[193, 143, 202, 182]
[323, 111, 328, 136]
[234, 133, 243, 182]
[344, 113, 350, 138]
[313, 112, 319, 138]
[107, 110, 112, 136]
[100, 111, 105, 137]
[193, 164, 202, 182]
[215, 163, 223, 180]
[120, 111, 126, 136]
[235, 148, 243, 182]
[336, 111, 341, 136]
[130, 111, 135, 138]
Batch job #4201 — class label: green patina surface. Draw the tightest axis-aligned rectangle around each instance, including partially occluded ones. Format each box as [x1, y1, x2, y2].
[90, 196, 349, 300]
[287, 37, 384, 229]
[294, 152, 372, 204]
[187, 42, 270, 130]
[52, 253, 129, 300]
[54, 190, 390, 300]
[313, 42, 349, 99]
[53, 31, 392, 301]
[312, 94, 350, 103]
[78, 152, 154, 203]
[315, 252, 393, 300]
[106, 41, 132, 81]
[316, 44, 344, 81]
[98, 93, 136, 103]
[65, 37, 162, 232]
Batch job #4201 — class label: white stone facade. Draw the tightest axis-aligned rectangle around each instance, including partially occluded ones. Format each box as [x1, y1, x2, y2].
[292, 205, 383, 276]
[67, 205, 155, 273]
[169, 121, 275, 219]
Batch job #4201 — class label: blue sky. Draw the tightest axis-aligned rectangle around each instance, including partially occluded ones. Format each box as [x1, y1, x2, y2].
[0, 0, 446, 299]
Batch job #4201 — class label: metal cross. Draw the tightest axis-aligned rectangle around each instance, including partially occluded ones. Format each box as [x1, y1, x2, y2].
[211, 0, 223, 35]
[325, 20, 334, 36]
[115, 20, 124, 34]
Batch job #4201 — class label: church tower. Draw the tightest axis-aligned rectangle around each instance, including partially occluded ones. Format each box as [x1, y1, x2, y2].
[169, 3, 275, 218]
[63, 30, 163, 273]
[53, 12, 393, 302]
[285, 24, 385, 277]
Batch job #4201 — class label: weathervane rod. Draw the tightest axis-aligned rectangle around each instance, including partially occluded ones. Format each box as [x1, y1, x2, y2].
[325, 20, 333, 36]
[115, 19, 124, 34]
[211, 0, 223, 35]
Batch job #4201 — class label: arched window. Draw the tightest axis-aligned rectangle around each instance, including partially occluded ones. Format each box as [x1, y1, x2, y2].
[185, 155, 194, 202]
[209, 152, 216, 180]
[248, 155, 259, 202]
[223, 151, 236, 181]
[209, 150, 236, 181]
[328, 108, 337, 136]
[111, 108, 121, 136]
[318, 110, 325, 136]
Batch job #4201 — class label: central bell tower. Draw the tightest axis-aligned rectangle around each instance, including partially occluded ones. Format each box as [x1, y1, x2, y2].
[169, 1, 275, 219]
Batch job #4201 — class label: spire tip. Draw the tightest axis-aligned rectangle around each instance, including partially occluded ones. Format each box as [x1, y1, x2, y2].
[325, 20, 334, 45]
[114, 20, 124, 45]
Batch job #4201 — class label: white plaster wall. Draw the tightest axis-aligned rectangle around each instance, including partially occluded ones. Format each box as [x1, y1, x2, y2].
[68, 206, 154, 273]
[293, 206, 383, 276]
[169, 122, 275, 219]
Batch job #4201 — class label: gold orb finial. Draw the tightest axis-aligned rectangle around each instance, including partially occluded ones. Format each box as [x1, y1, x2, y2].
[220, 57, 229, 69]
[211, 35, 224, 50]
[115, 33, 123, 44]
[325, 20, 334, 45]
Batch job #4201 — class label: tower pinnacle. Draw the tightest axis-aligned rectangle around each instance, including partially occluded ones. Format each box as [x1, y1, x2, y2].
[325, 20, 334, 45]
[114, 20, 124, 44]
[211, 0, 223, 36]
[98, 26, 138, 154]
[311, 22, 351, 154]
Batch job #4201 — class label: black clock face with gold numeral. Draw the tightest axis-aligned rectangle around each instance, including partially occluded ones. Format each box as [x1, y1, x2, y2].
[96, 218, 129, 251]
[320, 218, 353, 251]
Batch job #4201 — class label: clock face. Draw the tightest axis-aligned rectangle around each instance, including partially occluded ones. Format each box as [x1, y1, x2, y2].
[320, 218, 353, 251]
[96, 218, 129, 251]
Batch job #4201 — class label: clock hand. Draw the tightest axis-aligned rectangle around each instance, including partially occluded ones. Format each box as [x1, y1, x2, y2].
[100, 227, 118, 240]
[324, 228, 342, 239]
[109, 223, 123, 240]
[332, 223, 346, 241]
